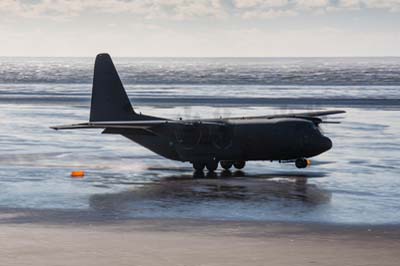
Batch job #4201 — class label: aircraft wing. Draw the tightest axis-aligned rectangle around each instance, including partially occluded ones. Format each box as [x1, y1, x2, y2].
[51, 110, 345, 130]
[225, 110, 346, 121]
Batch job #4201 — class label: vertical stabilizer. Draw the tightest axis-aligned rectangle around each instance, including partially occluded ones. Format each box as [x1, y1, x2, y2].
[89, 53, 135, 122]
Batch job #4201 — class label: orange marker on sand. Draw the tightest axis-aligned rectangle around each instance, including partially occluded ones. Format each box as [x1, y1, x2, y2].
[71, 171, 85, 178]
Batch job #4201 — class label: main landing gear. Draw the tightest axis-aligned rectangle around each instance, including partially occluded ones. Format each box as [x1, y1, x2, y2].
[192, 160, 246, 172]
[220, 160, 233, 170]
[192, 161, 217, 172]
[220, 160, 245, 170]
[233, 161, 246, 170]
[192, 161, 206, 171]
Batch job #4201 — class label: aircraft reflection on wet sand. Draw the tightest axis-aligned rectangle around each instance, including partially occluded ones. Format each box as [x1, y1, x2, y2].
[0, 171, 331, 224]
[89, 170, 331, 218]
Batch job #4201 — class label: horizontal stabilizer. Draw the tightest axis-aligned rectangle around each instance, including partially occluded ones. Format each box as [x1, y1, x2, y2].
[51, 120, 225, 130]
[51, 120, 167, 130]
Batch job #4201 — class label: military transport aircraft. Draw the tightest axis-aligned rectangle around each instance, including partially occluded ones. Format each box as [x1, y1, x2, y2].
[52, 54, 345, 172]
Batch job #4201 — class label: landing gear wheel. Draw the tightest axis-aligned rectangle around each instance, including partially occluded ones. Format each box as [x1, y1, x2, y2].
[192, 162, 205, 171]
[193, 170, 205, 178]
[220, 161, 233, 170]
[206, 160, 219, 172]
[295, 158, 308, 169]
[233, 161, 246, 170]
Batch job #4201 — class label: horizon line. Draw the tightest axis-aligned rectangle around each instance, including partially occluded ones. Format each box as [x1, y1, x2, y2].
[1, 55, 400, 59]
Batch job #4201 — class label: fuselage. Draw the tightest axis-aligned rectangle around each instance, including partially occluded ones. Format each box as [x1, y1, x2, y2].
[105, 117, 332, 163]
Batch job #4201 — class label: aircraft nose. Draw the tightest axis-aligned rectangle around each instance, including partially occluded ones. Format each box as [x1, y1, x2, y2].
[320, 136, 332, 152]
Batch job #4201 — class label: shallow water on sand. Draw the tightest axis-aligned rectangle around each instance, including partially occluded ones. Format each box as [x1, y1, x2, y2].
[0, 57, 399, 225]
[0, 104, 399, 224]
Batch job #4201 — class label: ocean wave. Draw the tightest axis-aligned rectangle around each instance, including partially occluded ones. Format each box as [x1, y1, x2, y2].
[0, 95, 398, 108]
[0, 83, 399, 106]
[0, 57, 400, 85]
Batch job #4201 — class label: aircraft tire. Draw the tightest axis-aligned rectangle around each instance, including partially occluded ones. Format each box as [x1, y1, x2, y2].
[192, 162, 206, 171]
[206, 160, 219, 172]
[233, 161, 246, 169]
[193, 170, 205, 178]
[295, 158, 307, 169]
[220, 160, 233, 170]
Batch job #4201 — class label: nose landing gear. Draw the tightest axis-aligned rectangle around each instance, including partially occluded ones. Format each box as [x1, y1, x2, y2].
[295, 158, 311, 169]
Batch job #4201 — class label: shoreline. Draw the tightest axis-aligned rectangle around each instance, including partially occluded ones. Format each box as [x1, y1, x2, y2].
[2, 208, 400, 229]
[1, 216, 400, 266]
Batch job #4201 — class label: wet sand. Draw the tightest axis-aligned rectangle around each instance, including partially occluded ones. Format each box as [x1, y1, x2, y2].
[1, 217, 399, 266]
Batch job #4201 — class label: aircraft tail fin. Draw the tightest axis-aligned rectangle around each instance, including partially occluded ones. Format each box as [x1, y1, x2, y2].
[89, 53, 136, 122]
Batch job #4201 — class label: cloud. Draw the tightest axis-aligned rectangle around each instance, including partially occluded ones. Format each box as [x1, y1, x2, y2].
[363, 0, 400, 11]
[0, 0, 400, 21]
[234, 0, 289, 8]
[338, 0, 362, 8]
[0, 1, 399, 56]
[0, 0, 227, 20]
[296, 0, 330, 9]
[242, 9, 297, 19]
[234, 0, 400, 12]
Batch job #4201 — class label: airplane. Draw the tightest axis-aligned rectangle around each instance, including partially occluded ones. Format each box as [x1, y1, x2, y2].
[52, 53, 345, 172]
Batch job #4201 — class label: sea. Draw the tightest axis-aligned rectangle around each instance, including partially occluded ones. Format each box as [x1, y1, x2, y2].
[0, 57, 399, 225]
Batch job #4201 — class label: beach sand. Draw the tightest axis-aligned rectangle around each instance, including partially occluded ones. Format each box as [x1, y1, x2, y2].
[0, 216, 399, 266]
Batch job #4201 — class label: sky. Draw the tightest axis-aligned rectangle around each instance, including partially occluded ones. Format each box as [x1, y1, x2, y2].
[0, 0, 399, 57]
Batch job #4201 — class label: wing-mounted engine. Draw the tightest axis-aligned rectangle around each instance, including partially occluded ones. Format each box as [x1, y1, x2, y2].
[289, 116, 322, 125]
